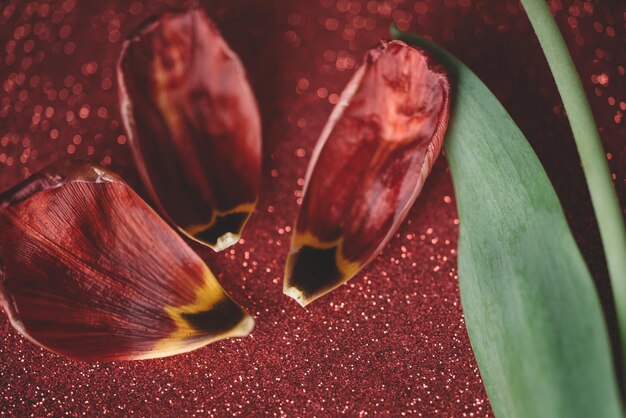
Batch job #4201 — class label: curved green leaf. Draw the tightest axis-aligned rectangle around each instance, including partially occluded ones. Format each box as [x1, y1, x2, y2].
[392, 28, 623, 418]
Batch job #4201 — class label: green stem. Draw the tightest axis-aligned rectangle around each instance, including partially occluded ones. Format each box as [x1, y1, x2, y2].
[521, 0, 626, 383]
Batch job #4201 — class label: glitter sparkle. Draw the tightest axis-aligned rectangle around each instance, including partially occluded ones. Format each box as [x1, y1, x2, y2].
[1, 0, 624, 416]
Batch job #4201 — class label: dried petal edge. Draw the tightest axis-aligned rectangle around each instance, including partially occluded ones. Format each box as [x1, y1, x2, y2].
[284, 41, 451, 306]
[0, 161, 254, 361]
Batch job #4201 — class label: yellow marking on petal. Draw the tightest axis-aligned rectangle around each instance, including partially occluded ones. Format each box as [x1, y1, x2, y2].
[144, 265, 253, 360]
[181, 202, 256, 251]
[288, 231, 361, 283]
[290, 230, 338, 250]
[184, 202, 255, 236]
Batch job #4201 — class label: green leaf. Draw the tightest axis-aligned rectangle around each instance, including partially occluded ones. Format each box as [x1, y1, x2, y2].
[392, 27, 623, 418]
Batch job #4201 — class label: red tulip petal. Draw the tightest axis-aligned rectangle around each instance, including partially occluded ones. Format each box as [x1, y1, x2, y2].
[118, 8, 261, 251]
[0, 161, 253, 361]
[285, 40, 450, 306]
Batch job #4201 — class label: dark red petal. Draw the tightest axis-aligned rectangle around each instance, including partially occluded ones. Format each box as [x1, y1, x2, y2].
[0, 161, 253, 362]
[117, 8, 261, 251]
[285, 41, 450, 306]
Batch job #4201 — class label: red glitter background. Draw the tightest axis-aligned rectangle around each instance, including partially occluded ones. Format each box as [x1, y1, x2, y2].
[1, 0, 624, 416]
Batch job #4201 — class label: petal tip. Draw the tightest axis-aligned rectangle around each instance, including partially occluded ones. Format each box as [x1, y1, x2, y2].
[181, 228, 241, 252]
[183, 210, 253, 251]
[233, 314, 255, 338]
[213, 232, 241, 252]
[283, 285, 310, 308]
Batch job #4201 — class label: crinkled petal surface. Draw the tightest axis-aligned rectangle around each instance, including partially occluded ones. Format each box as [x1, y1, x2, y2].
[0, 161, 254, 362]
[285, 40, 450, 306]
[118, 8, 261, 251]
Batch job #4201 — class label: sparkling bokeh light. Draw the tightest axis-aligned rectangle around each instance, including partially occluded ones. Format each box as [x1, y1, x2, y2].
[1, 0, 624, 415]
